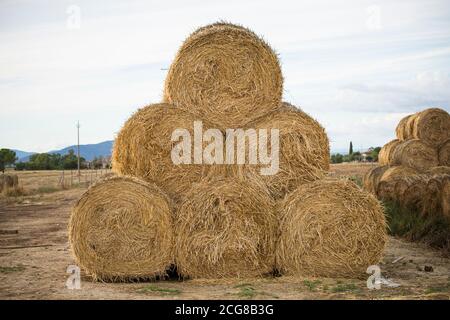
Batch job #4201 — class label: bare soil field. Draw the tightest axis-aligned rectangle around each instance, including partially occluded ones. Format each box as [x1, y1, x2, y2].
[0, 164, 449, 300]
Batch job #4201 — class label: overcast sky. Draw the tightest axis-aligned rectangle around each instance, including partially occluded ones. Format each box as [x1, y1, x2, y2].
[1, 0, 449, 153]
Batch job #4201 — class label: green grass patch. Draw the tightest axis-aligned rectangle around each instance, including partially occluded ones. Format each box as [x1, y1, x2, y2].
[234, 284, 257, 298]
[0, 265, 25, 273]
[349, 175, 363, 187]
[425, 282, 450, 294]
[303, 279, 322, 291]
[331, 282, 359, 293]
[138, 285, 181, 295]
[384, 201, 450, 252]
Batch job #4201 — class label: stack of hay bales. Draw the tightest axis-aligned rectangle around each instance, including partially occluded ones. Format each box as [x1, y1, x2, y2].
[364, 108, 450, 216]
[69, 22, 387, 281]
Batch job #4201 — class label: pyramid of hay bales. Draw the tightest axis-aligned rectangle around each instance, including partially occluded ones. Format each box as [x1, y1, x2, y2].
[69, 22, 387, 281]
[364, 107, 450, 217]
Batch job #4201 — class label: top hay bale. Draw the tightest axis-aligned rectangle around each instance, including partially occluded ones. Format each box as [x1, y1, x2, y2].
[164, 22, 283, 129]
[412, 108, 450, 147]
[378, 139, 400, 165]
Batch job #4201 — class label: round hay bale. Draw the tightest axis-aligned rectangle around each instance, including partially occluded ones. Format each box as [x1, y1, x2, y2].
[377, 166, 418, 201]
[174, 178, 277, 279]
[423, 174, 449, 216]
[164, 22, 283, 129]
[390, 139, 439, 172]
[412, 108, 450, 147]
[230, 102, 329, 199]
[399, 174, 429, 214]
[427, 166, 450, 176]
[68, 176, 173, 281]
[363, 165, 389, 195]
[442, 177, 450, 217]
[276, 179, 387, 278]
[404, 113, 419, 139]
[438, 139, 450, 166]
[378, 139, 400, 165]
[396, 114, 412, 140]
[111, 103, 214, 203]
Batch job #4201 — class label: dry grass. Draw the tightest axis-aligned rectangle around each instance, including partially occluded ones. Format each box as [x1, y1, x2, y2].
[68, 176, 174, 281]
[174, 177, 277, 279]
[163, 22, 283, 129]
[276, 179, 387, 278]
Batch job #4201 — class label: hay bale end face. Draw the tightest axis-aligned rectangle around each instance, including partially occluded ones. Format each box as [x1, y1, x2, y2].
[232, 102, 329, 199]
[164, 22, 283, 129]
[396, 115, 411, 140]
[276, 179, 387, 278]
[412, 108, 450, 147]
[391, 139, 439, 172]
[174, 178, 277, 279]
[378, 139, 400, 165]
[69, 176, 173, 281]
[112, 103, 214, 203]
[377, 166, 418, 201]
[363, 165, 389, 195]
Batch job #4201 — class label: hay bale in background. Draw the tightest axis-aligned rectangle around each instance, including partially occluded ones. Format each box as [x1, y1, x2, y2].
[68, 176, 173, 281]
[174, 178, 277, 279]
[424, 174, 449, 216]
[276, 179, 387, 278]
[442, 177, 450, 217]
[438, 139, 450, 166]
[231, 102, 329, 199]
[391, 139, 439, 172]
[412, 108, 450, 147]
[164, 22, 283, 129]
[377, 166, 418, 201]
[363, 165, 389, 194]
[399, 174, 429, 214]
[378, 139, 400, 165]
[396, 115, 412, 141]
[111, 103, 214, 203]
[404, 113, 419, 140]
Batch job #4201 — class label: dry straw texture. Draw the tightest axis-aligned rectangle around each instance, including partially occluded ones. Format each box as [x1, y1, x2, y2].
[0, 174, 18, 192]
[412, 108, 450, 147]
[276, 179, 387, 278]
[427, 166, 450, 176]
[111, 103, 213, 203]
[164, 22, 283, 129]
[438, 139, 450, 166]
[363, 165, 389, 195]
[442, 177, 450, 217]
[399, 174, 429, 214]
[69, 176, 173, 281]
[174, 178, 277, 279]
[391, 139, 439, 172]
[396, 115, 412, 140]
[377, 166, 418, 201]
[378, 139, 400, 165]
[424, 174, 449, 216]
[231, 102, 329, 199]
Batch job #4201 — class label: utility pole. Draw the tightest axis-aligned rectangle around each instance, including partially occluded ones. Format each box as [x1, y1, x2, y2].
[76, 121, 81, 177]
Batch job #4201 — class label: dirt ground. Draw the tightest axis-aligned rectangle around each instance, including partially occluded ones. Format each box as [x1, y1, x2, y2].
[0, 165, 449, 300]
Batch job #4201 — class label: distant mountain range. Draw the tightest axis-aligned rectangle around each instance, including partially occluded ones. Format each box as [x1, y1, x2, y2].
[13, 140, 113, 162]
